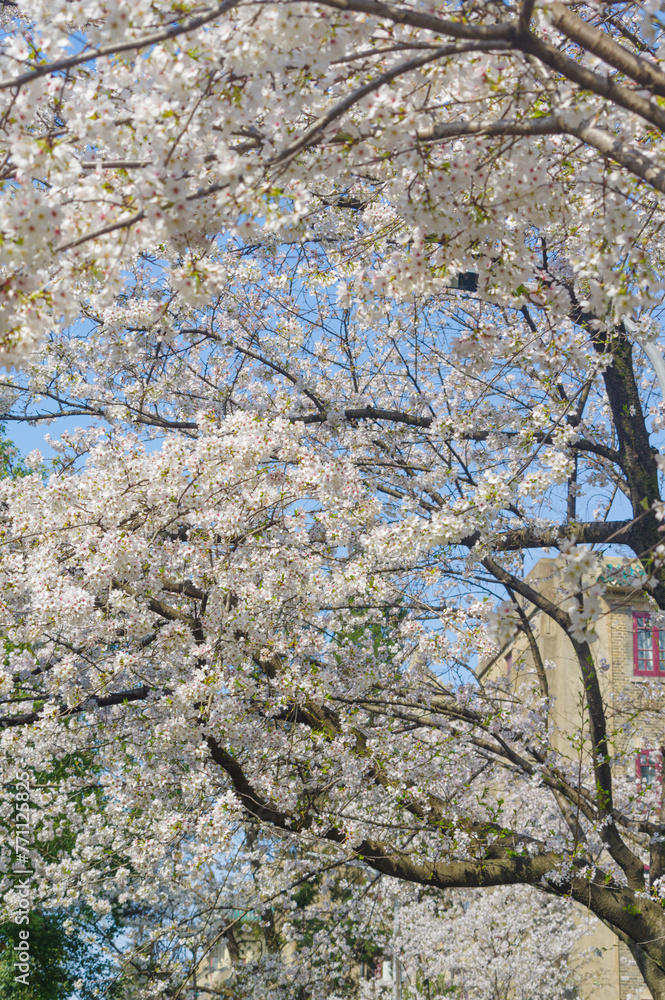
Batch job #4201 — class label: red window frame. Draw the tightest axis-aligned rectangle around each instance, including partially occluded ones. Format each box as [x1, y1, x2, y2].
[636, 749, 662, 792]
[633, 613, 665, 676]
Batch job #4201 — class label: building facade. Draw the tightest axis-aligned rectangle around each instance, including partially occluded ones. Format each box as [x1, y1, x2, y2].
[480, 557, 664, 1000]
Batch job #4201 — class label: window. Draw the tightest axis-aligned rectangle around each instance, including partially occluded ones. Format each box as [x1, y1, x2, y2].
[372, 959, 394, 984]
[633, 613, 665, 676]
[636, 750, 661, 791]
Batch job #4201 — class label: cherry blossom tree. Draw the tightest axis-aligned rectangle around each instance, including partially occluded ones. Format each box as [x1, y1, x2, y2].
[396, 884, 589, 1000]
[3, 0, 665, 997]
[0, 0, 665, 365]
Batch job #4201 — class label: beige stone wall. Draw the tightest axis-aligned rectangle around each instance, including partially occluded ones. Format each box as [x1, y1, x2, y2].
[619, 940, 654, 1000]
[480, 558, 658, 1000]
[195, 938, 234, 990]
[577, 913, 620, 1000]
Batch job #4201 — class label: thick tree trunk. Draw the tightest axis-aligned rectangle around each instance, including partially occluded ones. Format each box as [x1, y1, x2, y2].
[605, 921, 665, 1000]
[594, 328, 665, 606]
[632, 945, 665, 1000]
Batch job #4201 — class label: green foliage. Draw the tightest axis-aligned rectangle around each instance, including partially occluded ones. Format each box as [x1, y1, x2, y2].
[292, 878, 319, 910]
[353, 936, 383, 968]
[0, 909, 122, 1000]
[0, 435, 124, 1000]
[0, 426, 29, 480]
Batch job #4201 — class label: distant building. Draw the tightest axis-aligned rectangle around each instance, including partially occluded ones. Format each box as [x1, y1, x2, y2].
[196, 556, 662, 999]
[480, 557, 663, 1000]
[194, 907, 266, 994]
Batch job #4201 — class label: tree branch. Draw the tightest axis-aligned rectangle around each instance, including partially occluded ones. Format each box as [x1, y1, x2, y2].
[547, 2, 665, 99]
[521, 32, 665, 133]
[0, 2, 238, 91]
[419, 115, 665, 196]
[313, 0, 514, 42]
[271, 40, 513, 165]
